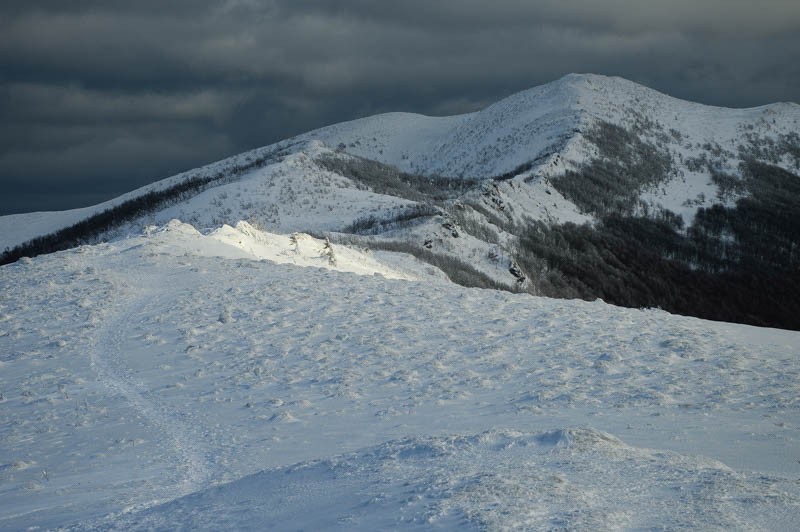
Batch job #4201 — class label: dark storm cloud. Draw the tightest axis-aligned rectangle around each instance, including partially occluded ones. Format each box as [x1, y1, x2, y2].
[289, 0, 800, 36]
[1, 1, 799, 214]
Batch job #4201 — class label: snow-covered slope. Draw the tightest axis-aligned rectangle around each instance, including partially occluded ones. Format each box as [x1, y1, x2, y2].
[0, 141, 415, 251]
[303, 73, 799, 176]
[5, 73, 798, 253]
[2, 73, 799, 329]
[295, 74, 582, 179]
[1, 220, 799, 529]
[0, 142, 299, 252]
[301, 73, 800, 226]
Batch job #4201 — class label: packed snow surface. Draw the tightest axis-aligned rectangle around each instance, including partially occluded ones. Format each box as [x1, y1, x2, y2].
[1, 220, 799, 530]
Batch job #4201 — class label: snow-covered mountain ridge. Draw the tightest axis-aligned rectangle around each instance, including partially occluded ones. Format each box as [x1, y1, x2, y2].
[3, 73, 798, 250]
[2, 73, 799, 328]
[300, 73, 799, 179]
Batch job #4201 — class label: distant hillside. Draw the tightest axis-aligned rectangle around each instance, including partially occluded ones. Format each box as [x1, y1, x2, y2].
[2, 74, 799, 328]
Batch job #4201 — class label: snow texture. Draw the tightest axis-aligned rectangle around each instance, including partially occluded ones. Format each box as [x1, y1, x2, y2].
[1, 220, 799, 530]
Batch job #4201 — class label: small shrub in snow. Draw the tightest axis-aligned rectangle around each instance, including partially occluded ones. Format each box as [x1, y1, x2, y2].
[322, 237, 337, 266]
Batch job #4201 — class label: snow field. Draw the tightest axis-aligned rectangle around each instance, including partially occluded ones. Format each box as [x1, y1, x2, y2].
[112, 428, 798, 530]
[1, 221, 799, 529]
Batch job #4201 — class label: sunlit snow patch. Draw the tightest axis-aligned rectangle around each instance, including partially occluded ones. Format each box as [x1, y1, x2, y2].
[142, 219, 421, 280]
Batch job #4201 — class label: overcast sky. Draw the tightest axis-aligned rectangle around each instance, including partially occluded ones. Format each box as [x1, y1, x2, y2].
[1, 1, 799, 215]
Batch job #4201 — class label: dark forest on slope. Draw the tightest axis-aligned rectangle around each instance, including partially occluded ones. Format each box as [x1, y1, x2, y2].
[517, 158, 800, 330]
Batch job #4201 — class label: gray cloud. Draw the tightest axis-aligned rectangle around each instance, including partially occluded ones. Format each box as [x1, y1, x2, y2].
[1, 1, 798, 214]
[279, 0, 800, 36]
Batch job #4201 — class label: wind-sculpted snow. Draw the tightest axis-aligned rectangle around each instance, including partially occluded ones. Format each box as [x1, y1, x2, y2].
[97, 428, 797, 531]
[1, 220, 799, 529]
